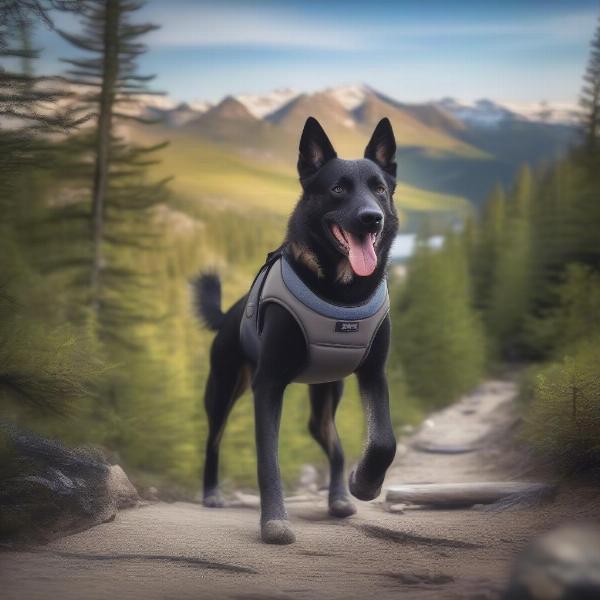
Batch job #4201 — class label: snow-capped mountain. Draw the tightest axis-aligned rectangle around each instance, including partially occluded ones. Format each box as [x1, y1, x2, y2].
[187, 100, 212, 113]
[502, 101, 580, 125]
[235, 88, 298, 119]
[265, 91, 359, 131]
[13, 79, 577, 131]
[235, 84, 372, 119]
[324, 84, 371, 111]
[435, 97, 579, 127]
[114, 84, 577, 130]
[435, 98, 517, 127]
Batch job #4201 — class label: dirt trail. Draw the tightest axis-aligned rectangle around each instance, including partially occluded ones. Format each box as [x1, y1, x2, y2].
[2, 379, 598, 600]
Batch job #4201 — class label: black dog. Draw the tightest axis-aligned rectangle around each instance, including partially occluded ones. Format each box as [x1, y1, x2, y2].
[194, 117, 399, 544]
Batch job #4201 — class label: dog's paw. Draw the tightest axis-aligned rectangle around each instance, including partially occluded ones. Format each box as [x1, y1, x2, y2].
[261, 520, 296, 545]
[329, 496, 357, 518]
[348, 470, 382, 502]
[203, 490, 226, 508]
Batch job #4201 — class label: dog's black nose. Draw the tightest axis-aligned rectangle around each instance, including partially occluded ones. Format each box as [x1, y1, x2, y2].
[357, 208, 383, 230]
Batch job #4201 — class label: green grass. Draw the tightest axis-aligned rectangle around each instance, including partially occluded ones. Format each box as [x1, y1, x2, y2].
[134, 125, 471, 222]
[145, 131, 300, 215]
[394, 181, 470, 214]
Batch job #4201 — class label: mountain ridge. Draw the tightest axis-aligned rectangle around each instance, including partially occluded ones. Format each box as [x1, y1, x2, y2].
[124, 83, 577, 218]
[123, 83, 579, 128]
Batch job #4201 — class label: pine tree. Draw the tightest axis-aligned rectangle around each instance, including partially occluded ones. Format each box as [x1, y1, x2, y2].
[510, 164, 534, 219]
[530, 162, 581, 298]
[0, 0, 99, 414]
[48, 1, 209, 483]
[0, 1, 84, 198]
[572, 10, 600, 269]
[396, 233, 486, 408]
[579, 11, 600, 160]
[469, 183, 506, 312]
[486, 166, 535, 358]
[58, 0, 170, 333]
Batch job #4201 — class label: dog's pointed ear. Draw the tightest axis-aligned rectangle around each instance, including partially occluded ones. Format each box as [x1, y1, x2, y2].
[364, 117, 396, 178]
[298, 117, 337, 181]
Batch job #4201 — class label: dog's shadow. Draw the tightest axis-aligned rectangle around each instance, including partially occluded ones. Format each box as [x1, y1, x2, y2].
[291, 506, 355, 524]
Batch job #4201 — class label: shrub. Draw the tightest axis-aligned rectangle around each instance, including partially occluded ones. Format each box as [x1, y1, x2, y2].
[522, 337, 600, 474]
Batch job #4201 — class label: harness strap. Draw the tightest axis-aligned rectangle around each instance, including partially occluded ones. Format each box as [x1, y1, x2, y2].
[240, 255, 390, 384]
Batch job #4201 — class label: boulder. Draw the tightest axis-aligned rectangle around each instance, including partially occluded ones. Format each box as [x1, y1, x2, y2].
[0, 425, 138, 544]
[106, 465, 139, 509]
[505, 523, 600, 599]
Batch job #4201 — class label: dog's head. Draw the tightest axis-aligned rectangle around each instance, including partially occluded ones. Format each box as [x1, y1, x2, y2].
[287, 117, 399, 288]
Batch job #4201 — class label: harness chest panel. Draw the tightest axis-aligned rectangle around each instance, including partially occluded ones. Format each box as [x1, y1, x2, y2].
[240, 256, 389, 384]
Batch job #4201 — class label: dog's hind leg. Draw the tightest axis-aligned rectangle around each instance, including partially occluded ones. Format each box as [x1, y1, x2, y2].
[203, 346, 249, 508]
[308, 381, 357, 518]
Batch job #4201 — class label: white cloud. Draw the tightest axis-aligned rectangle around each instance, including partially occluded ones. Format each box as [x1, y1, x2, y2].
[369, 8, 597, 46]
[144, 3, 362, 50]
[142, 4, 597, 50]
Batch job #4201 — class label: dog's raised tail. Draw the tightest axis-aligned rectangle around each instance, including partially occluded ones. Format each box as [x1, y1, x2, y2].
[192, 272, 225, 331]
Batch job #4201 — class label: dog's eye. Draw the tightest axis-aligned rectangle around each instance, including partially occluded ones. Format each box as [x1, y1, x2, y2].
[331, 185, 344, 194]
[375, 185, 386, 195]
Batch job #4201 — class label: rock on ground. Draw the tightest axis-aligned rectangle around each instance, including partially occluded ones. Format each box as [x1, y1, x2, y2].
[106, 465, 139, 509]
[0, 426, 138, 544]
[505, 523, 600, 600]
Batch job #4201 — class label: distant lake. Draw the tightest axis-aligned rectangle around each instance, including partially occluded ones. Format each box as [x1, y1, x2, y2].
[390, 234, 444, 261]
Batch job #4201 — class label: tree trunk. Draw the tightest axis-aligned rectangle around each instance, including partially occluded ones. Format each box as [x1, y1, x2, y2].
[90, 0, 120, 312]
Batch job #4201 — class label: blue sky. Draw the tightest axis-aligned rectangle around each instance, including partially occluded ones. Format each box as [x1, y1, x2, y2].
[34, 0, 599, 104]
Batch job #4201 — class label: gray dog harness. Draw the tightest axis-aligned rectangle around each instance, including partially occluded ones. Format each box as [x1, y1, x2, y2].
[240, 253, 389, 384]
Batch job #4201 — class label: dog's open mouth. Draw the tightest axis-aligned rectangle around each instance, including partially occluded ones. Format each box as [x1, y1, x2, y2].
[330, 223, 378, 277]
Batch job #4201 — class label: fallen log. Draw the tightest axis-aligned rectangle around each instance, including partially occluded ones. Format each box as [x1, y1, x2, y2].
[385, 482, 554, 508]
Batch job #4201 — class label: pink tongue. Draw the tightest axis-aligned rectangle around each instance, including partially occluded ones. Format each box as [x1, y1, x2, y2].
[346, 232, 377, 276]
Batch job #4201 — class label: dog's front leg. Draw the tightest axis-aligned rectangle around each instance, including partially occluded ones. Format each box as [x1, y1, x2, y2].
[253, 378, 295, 544]
[252, 303, 306, 544]
[349, 316, 396, 501]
